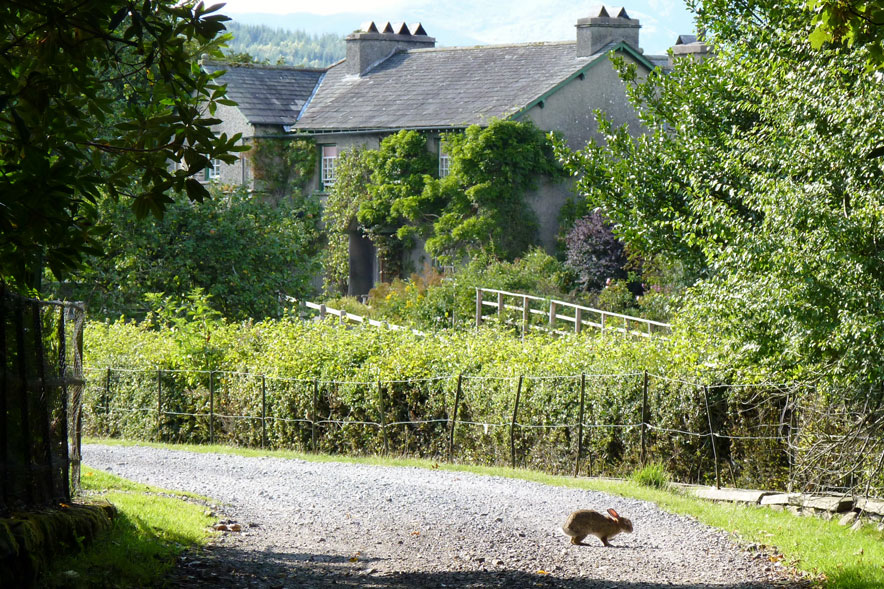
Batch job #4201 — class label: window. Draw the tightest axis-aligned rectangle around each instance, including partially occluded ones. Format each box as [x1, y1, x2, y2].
[321, 145, 339, 189]
[241, 154, 251, 184]
[204, 158, 222, 182]
[438, 142, 450, 178]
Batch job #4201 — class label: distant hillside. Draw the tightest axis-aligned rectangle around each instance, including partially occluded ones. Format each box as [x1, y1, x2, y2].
[223, 21, 345, 67]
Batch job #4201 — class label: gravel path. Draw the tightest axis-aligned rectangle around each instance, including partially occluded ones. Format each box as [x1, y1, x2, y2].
[83, 444, 806, 588]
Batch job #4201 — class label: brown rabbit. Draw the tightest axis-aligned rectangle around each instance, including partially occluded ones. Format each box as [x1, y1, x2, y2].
[562, 508, 633, 546]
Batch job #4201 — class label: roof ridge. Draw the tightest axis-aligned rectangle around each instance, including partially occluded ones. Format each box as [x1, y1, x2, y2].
[407, 40, 576, 53]
[201, 59, 328, 73]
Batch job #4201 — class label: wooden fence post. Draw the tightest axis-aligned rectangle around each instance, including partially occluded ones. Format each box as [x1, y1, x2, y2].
[319, 303, 326, 321]
[600, 311, 606, 332]
[522, 296, 529, 339]
[312, 379, 318, 453]
[261, 375, 267, 450]
[497, 291, 504, 323]
[574, 307, 582, 334]
[377, 380, 390, 455]
[105, 367, 111, 436]
[510, 376, 523, 469]
[575, 373, 586, 477]
[156, 369, 162, 442]
[449, 374, 462, 462]
[703, 385, 721, 489]
[548, 301, 557, 331]
[209, 371, 215, 445]
[641, 370, 648, 466]
[588, 396, 595, 478]
[475, 289, 483, 328]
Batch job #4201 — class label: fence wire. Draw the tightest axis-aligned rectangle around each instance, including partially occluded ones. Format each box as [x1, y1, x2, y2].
[81, 367, 884, 497]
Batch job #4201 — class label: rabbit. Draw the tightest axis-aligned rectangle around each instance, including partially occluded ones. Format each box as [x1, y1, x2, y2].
[562, 508, 633, 546]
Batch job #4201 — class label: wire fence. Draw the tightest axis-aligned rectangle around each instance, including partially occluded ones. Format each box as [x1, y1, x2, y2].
[1, 287, 85, 515]
[80, 366, 884, 497]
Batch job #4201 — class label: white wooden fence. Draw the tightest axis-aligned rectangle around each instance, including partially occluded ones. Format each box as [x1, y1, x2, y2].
[280, 294, 425, 336]
[475, 287, 670, 338]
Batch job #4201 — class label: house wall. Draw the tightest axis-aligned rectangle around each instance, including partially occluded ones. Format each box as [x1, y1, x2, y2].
[520, 53, 646, 252]
[202, 103, 260, 187]
[309, 133, 386, 194]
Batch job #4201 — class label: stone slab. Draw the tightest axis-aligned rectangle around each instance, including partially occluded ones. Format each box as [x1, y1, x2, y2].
[855, 497, 884, 517]
[692, 487, 770, 504]
[801, 495, 854, 513]
[760, 493, 800, 506]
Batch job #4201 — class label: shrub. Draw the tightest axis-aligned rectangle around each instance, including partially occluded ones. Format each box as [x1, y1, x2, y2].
[630, 462, 671, 489]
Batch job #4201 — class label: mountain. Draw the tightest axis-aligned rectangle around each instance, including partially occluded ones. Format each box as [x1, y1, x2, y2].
[223, 21, 345, 67]
[229, 12, 483, 49]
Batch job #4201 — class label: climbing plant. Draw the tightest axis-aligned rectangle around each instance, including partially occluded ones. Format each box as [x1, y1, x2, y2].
[322, 120, 562, 293]
[416, 120, 563, 264]
[250, 137, 316, 202]
[323, 146, 373, 294]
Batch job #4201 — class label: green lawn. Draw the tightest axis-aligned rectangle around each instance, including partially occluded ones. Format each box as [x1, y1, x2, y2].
[82, 437, 884, 588]
[42, 465, 216, 588]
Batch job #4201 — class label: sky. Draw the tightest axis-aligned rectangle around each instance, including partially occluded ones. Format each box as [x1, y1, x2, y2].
[214, 1, 698, 55]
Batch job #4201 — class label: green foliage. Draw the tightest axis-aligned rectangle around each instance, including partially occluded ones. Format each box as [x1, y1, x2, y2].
[250, 137, 317, 201]
[358, 130, 437, 280]
[323, 121, 563, 293]
[630, 462, 671, 489]
[359, 250, 571, 330]
[804, 0, 884, 68]
[223, 21, 345, 67]
[53, 187, 322, 320]
[323, 146, 374, 294]
[421, 120, 563, 264]
[558, 0, 884, 389]
[0, 1, 248, 289]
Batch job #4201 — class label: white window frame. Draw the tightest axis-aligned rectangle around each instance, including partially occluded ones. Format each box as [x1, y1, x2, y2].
[321, 145, 339, 189]
[204, 158, 222, 182]
[438, 144, 451, 178]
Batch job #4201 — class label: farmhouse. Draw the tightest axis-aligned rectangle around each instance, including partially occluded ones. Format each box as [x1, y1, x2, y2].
[204, 6, 690, 295]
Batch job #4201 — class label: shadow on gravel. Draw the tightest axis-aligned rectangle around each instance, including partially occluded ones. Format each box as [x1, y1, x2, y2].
[167, 544, 804, 588]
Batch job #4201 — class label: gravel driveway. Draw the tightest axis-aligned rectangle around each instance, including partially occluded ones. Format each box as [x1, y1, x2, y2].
[83, 444, 805, 588]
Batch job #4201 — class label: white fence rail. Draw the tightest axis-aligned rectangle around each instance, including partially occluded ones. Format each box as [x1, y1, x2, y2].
[475, 287, 671, 338]
[280, 294, 425, 336]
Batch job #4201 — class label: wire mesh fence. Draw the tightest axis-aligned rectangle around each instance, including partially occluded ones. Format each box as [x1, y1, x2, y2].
[0, 287, 85, 515]
[81, 366, 884, 498]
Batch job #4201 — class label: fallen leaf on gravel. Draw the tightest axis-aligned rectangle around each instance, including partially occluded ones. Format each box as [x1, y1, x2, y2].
[411, 531, 420, 536]
[537, 570, 549, 575]
[213, 524, 229, 531]
[768, 554, 784, 563]
[230, 524, 242, 532]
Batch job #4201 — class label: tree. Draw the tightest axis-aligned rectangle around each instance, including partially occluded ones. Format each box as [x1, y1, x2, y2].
[54, 186, 322, 320]
[558, 0, 884, 387]
[804, 0, 884, 67]
[357, 130, 435, 281]
[564, 212, 628, 292]
[416, 120, 562, 264]
[0, 1, 246, 289]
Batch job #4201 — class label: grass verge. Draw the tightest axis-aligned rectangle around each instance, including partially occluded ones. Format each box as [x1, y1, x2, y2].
[42, 465, 215, 588]
[84, 437, 884, 588]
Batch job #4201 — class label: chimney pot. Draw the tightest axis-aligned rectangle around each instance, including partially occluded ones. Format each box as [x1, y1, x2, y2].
[576, 4, 641, 57]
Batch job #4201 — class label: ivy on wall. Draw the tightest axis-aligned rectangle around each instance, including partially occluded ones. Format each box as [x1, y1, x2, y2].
[321, 121, 562, 294]
[250, 137, 317, 201]
[323, 146, 372, 294]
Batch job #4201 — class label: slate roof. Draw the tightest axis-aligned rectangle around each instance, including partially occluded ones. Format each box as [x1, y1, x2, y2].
[294, 41, 646, 132]
[203, 61, 324, 126]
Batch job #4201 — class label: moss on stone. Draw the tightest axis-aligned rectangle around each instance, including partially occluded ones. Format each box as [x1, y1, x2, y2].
[0, 503, 115, 588]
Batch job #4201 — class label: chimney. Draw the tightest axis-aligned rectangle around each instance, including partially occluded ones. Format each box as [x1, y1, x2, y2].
[345, 21, 435, 76]
[668, 32, 710, 67]
[576, 6, 640, 57]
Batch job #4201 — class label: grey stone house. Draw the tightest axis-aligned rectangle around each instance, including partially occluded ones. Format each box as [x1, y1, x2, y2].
[205, 6, 676, 295]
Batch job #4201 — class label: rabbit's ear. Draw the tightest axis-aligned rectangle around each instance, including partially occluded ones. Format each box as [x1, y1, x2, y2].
[607, 508, 620, 521]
